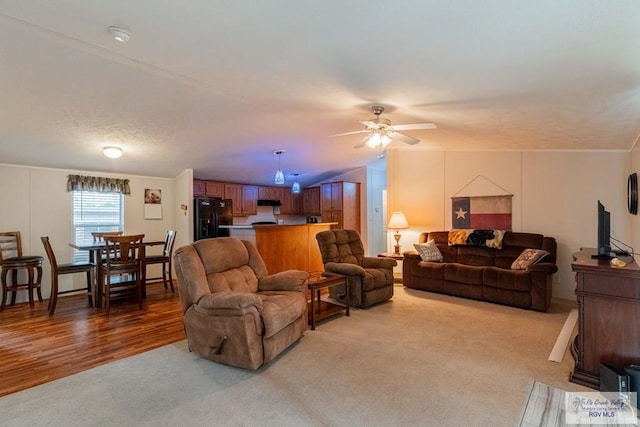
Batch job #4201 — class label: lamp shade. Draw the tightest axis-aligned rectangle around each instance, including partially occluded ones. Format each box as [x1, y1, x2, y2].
[387, 211, 409, 230]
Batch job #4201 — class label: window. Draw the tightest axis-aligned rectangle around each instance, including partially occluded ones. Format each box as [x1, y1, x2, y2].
[73, 191, 124, 262]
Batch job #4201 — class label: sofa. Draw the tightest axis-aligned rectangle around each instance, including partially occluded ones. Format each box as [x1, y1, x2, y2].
[403, 231, 558, 311]
[173, 237, 308, 369]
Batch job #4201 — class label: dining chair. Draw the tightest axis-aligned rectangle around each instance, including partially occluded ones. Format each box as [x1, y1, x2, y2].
[41, 236, 94, 315]
[0, 231, 44, 310]
[100, 234, 145, 314]
[144, 230, 176, 292]
[92, 231, 123, 242]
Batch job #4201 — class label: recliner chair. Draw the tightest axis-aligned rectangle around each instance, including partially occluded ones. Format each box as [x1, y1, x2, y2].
[173, 237, 308, 370]
[315, 229, 396, 308]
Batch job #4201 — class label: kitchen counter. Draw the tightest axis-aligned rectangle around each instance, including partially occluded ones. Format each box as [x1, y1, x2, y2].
[254, 223, 337, 273]
[220, 223, 329, 229]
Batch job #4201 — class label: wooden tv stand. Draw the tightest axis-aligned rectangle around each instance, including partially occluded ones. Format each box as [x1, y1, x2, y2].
[570, 248, 640, 389]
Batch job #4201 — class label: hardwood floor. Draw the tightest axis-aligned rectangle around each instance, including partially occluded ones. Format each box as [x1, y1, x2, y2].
[0, 283, 185, 398]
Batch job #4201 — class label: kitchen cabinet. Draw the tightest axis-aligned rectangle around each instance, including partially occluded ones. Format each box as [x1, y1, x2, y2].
[321, 181, 360, 232]
[280, 189, 301, 215]
[225, 184, 258, 216]
[302, 187, 321, 215]
[258, 186, 283, 201]
[193, 180, 205, 197]
[205, 181, 225, 198]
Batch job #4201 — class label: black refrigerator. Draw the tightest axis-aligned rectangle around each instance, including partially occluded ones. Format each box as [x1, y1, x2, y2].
[194, 197, 233, 241]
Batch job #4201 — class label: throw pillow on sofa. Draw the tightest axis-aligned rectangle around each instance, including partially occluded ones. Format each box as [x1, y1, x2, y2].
[511, 248, 549, 270]
[414, 240, 444, 262]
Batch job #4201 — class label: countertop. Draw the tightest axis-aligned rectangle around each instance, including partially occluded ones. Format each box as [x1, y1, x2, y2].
[220, 223, 337, 229]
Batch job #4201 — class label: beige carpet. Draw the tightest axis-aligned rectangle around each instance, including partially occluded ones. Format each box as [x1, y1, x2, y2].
[0, 287, 590, 426]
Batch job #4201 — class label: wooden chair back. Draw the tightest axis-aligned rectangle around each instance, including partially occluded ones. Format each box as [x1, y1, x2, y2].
[92, 231, 124, 242]
[0, 231, 22, 262]
[103, 234, 145, 268]
[162, 230, 177, 257]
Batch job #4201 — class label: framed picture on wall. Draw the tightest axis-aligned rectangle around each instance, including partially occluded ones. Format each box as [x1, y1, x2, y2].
[144, 188, 162, 219]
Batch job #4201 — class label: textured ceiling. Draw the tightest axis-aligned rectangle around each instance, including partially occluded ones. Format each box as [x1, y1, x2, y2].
[1, 1, 639, 187]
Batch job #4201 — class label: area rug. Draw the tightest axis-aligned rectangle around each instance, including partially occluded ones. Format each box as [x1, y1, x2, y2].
[0, 288, 581, 426]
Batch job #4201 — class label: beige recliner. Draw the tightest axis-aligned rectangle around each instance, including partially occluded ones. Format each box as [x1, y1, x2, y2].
[316, 229, 396, 308]
[173, 237, 308, 369]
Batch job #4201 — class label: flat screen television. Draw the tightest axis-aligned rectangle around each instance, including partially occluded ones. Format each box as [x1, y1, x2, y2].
[592, 200, 612, 259]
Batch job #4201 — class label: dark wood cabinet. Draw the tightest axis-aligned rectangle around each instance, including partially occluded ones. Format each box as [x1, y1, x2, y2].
[193, 179, 205, 197]
[258, 186, 283, 201]
[280, 189, 300, 215]
[320, 181, 360, 232]
[302, 187, 321, 215]
[205, 181, 225, 198]
[224, 184, 257, 216]
[570, 248, 640, 389]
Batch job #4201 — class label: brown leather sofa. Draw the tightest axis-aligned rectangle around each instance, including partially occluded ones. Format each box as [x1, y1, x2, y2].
[403, 231, 558, 311]
[173, 237, 308, 369]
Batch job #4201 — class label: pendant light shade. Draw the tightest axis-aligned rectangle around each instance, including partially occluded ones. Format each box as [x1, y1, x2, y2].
[273, 150, 285, 185]
[291, 173, 301, 193]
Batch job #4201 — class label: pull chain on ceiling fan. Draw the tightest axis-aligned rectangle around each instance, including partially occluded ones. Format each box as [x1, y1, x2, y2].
[329, 105, 437, 149]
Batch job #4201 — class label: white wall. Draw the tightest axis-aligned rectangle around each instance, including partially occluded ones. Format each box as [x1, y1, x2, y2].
[0, 163, 188, 303]
[386, 149, 631, 301]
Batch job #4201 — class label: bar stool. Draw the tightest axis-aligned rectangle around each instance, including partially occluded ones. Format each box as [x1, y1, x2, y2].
[0, 231, 44, 310]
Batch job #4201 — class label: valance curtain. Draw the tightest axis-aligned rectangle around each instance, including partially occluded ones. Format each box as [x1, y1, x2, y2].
[67, 174, 131, 195]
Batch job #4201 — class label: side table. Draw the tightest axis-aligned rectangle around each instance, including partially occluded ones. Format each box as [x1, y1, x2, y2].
[378, 252, 404, 283]
[307, 272, 349, 330]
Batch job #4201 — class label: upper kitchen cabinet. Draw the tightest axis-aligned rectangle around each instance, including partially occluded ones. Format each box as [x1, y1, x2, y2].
[280, 188, 301, 215]
[321, 181, 360, 232]
[302, 187, 321, 216]
[205, 181, 225, 198]
[193, 179, 224, 198]
[258, 186, 283, 201]
[225, 184, 258, 216]
[193, 179, 206, 197]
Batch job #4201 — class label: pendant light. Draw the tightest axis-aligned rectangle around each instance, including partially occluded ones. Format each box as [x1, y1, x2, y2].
[291, 173, 301, 193]
[273, 150, 285, 185]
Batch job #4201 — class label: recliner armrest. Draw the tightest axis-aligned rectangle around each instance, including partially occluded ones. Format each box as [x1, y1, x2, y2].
[527, 262, 558, 274]
[258, 270, 309, 292]
[197, 291, 263, 311]
[325, 262, 366, 276]
[362, 256, 397, 269]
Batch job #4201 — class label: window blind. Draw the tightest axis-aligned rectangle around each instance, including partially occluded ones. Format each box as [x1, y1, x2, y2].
[72, 191, 124, 262]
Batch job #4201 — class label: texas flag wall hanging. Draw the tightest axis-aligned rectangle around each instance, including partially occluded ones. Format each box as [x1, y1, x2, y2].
[451, 195, 512, 230]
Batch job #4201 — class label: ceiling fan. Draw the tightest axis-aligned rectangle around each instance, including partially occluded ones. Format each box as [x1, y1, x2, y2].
[330, 105, 437, 149]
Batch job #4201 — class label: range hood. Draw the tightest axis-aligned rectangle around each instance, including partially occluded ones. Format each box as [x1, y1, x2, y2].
[257, 199, 282, 207]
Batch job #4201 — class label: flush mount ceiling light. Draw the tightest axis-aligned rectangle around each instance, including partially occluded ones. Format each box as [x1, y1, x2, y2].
[103, 146, 123, 159]
[108, 26, 131, 42]
[273, 150, 285, 185]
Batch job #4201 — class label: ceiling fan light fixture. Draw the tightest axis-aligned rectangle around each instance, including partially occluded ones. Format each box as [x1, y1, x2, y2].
[108, 26, 131, 43]
[103, 146, 123, 159]
[273, 149, 285, 185]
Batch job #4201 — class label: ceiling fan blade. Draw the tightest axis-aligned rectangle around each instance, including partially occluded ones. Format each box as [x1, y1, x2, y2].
[392, 123, 437, 131]
[359, 120, 381, 129]
[328, 130, 368, 137]
[354, 134, 371, 148]
[388, 131, 420, 145]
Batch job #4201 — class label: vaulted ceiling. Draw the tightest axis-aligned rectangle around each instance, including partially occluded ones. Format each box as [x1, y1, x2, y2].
[1, 1, 639, 187]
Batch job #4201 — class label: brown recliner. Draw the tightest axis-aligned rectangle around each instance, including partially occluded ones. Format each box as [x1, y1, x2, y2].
[316, 229, 396, 308]
[173, 237, 308, 370]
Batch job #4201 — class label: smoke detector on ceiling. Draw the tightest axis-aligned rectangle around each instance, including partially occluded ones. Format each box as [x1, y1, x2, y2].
[108, 26, 131, 43]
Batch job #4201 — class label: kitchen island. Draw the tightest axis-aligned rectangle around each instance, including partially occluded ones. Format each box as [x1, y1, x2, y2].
[220, 223, 336, 273]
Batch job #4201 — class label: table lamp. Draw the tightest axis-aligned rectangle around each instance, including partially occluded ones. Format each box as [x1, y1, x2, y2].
[388, 211, 410, 255]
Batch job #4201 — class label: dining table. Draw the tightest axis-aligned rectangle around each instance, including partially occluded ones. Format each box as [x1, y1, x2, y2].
[69, 239, 165, 308]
